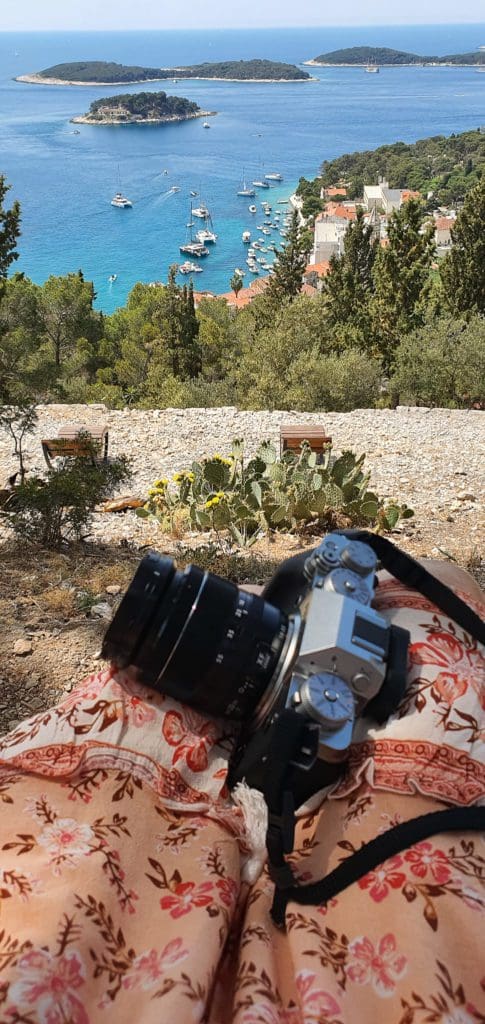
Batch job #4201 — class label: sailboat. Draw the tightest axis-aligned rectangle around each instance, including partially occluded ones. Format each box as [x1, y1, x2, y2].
[111, 166, 132, 207]
[179, 203, 210, 257]
[365, 60, 379, 73]
[237, 172, 256, 197]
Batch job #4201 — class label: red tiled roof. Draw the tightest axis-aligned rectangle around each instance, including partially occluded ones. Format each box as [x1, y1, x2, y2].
[324, 186, 347, 198]
[434, 217, 455, 230]
[304, 261, 331, 277]
[218, 277, 270, 308]
[401, 189, 422, 201]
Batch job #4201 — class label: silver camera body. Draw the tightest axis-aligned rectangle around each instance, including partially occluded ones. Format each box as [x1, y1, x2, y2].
[273, 534, 390, 764]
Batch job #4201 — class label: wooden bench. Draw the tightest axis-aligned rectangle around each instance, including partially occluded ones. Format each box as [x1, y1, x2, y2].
[280, 424, 332, 458]
[41, 424, 109, 468]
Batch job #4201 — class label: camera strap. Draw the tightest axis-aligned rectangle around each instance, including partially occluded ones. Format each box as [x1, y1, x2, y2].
[338, 530, 485, 646]
[268, 804, 485, 929]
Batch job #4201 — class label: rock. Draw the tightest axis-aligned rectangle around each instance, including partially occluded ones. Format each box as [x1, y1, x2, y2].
[456, 492, 476, 501]
[90, 602, 112, 620]
[105, 584, 121, 595]
[13, 638, 33, 656]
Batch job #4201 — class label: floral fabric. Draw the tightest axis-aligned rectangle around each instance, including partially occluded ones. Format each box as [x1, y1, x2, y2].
[0, 577, 483, 1023]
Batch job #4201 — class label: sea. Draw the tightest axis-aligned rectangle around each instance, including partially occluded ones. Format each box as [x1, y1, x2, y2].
[1, 25, 484, 312]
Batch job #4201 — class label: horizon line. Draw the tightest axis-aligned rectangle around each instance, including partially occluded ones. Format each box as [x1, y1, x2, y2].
[2, 21, 485, 33]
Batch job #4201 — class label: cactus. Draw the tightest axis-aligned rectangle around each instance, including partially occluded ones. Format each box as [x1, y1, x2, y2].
[139, 439, 413, 546]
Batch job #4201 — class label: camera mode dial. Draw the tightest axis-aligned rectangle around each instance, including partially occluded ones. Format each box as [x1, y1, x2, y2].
[297, 673, 354, 729]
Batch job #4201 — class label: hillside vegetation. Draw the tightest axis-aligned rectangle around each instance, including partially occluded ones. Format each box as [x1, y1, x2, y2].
[37, 61, 165, 82]
[82, 91, 200, 123]
[30, 59, 309, 83]
[297, 128, 485, 210]
[311, 46, 485, 65]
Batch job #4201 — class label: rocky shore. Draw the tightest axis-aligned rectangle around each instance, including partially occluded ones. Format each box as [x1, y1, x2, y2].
[71, 110, 216, 125]
[0, 405, 483, 563]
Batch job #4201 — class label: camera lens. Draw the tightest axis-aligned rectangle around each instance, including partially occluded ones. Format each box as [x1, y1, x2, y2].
[102, 553, 289, 721]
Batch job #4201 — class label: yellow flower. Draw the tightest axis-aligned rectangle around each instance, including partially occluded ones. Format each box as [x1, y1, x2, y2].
[212, 454, 232, 466]
[154, 478, 168, 488]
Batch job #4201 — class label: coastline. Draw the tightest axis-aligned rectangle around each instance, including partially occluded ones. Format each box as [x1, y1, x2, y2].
[71, 109, 216, 125]
[303, 59, 485, 67]
[16, 72, 313, 86]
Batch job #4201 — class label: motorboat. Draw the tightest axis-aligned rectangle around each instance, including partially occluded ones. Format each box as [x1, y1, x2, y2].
[179, 261, 203, 274]
[252, 180, 270, 189]
[203, 122, 211, 128]
[108, 274, 117, 283]
[169, 186, 181, 193]
[111, 193, 132, 208]
[264, 172, 283, 181]
[248, 204, 257, 213]
[190, 190, 198, 197]
[242, 230, 251, 243]
[234, 268, 246, 277]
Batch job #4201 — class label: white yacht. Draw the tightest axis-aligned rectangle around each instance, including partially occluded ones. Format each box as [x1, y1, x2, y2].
[252, 180, 270, 189]
[264, 172, 283, 181]
[248, 204, 257, 213]
[234, 267, 246, 277]
[242, 230, 251, 243]
[203, 121, 211, 128]
[111, 193, 132, 208]
[365, 62, 379, 73]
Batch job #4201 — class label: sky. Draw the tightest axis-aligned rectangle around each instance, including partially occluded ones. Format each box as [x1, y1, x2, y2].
[2, 0, 485, 31]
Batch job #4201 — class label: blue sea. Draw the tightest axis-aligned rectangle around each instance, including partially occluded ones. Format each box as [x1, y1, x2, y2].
[1, 25, 484, 312]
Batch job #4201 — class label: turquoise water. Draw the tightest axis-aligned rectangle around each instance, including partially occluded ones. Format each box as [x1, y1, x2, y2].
[1, 26, 484, 312]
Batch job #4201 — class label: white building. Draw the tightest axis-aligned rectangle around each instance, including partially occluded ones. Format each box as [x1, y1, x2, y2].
[364, 178, 401, 215]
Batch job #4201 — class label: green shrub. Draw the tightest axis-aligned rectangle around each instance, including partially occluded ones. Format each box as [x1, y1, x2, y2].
[139, 439, 412, 546]
[389, 316, 485, 407]
[3, 453, 132, 549]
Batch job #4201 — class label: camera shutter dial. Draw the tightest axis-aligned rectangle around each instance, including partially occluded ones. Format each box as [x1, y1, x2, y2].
[298, 673, 354, 729]
[341, 541, 378, 577]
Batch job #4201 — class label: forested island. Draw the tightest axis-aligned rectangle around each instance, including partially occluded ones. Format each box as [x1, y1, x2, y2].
[17, 58, 310, 86]
[72, 91, 210, 126]
[307, 46, 485, 66]
[297, 128, 485, 213]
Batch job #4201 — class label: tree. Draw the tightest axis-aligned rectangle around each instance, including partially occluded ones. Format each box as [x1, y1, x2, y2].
[230, 273, 243, 299]
[0, 177, 21, 285]
[440, 177, 485, 315]
[389, 315, 485, 407]
[265, 209, 309, 305]
[370, 199, 435, 369]
[39, 272, 102, 368]
[322, 208, 378, 349]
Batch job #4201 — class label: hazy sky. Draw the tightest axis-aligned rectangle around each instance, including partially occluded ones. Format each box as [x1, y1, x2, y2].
[2, 0, 485, 31]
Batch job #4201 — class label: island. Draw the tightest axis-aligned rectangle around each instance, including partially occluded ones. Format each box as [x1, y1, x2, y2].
[71, 91, 214, 126]
[306, 46, 485, 66]
[16, 58, 311, 86]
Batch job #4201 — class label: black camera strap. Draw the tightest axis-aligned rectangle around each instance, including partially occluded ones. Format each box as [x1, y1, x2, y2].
[339, 530, 485, 646]
[269, 804, 485, 928]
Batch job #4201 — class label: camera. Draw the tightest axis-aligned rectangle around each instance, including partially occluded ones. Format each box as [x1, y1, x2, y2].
[102, 532, 409, 797]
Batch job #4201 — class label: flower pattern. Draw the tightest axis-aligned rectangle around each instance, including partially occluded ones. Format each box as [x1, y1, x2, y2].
[122, 939, 189, 991]
[7, 948, 89, 1024]
[358, 855, 406, 902]
[404, 841, 452, 883]
[162, 707, 219, 773]
[409, 631, 485, 709]
[347, 933, 408, 997]
[38, 818, 95, 873]
[159, 880, 214, 918]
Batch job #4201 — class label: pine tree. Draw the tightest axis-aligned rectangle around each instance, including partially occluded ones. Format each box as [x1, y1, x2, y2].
[440, 177, 485, 315]
[0, 177, 20, 285]
[230, 273, 243, 299]
[265, 209, 308, 305]
[322, 208, 378, 348]
[371, 198, 435, 369]
[180, 281, 201, 378]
